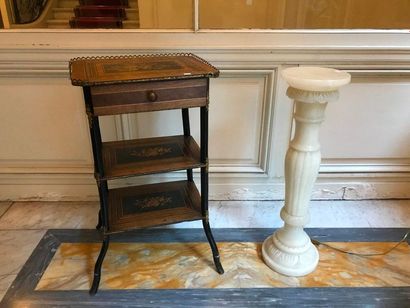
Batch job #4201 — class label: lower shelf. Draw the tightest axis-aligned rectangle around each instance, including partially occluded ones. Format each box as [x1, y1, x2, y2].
[107, 180, 203, 233]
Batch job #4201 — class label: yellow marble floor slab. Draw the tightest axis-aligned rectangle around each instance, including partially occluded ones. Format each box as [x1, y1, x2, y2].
[36, 241, 410, 290]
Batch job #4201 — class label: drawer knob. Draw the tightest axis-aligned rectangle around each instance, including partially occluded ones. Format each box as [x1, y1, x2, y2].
[147, 91, 158, 102]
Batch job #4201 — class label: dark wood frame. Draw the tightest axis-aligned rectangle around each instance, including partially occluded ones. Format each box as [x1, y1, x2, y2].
[84, 86, 224, 294]
[75, 55, 224, 294]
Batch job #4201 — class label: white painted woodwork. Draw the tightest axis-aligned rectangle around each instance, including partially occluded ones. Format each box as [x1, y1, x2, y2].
[320, 71, 410, 173]
[262, 67, 350, 276]
[207, 73, 268, 172]
[0, 77, 92, 174]
[0, 31, 409, 201]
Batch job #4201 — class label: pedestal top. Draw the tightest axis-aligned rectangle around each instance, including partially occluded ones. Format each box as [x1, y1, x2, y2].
[282, 67, 351, 92]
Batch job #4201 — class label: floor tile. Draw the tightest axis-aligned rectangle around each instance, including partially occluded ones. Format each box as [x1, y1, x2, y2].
[358, 200, 410, 227]
[0, 274, 16, 302]
[171, 200, 410, 228]
[0, 202, 12, 217]
[0, 230, 45, 276]
[36, 241, 410, 291]
[2, 229, 409, 307]
[164, 200, 284, 228]
[308, 200, 410, 228]
[0, 202, 99, 230]
[0, 200, 408, 230]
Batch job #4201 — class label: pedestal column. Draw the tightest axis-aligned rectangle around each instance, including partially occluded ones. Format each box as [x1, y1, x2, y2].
[262, 67, 351, 276]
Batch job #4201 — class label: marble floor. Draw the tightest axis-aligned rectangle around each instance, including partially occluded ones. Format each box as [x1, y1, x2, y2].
[37, 241, 409, 290]
[0, 199, 409, 303]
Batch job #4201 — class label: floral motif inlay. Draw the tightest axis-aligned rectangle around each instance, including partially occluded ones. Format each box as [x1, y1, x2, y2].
[135, 196, 172, 209]
[130, 146, 173, 158]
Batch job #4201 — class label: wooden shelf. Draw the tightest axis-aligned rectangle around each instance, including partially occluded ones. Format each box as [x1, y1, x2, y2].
[101, 135, 203, 179]
[107, 180, 202, 233]
[69, 54, 222, 294]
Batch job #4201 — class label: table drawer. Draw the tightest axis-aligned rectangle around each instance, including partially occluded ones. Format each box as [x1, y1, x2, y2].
[90, 78, 208, 115]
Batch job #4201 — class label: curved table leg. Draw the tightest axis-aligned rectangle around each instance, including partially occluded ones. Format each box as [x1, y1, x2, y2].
[90, 235, 110, 295]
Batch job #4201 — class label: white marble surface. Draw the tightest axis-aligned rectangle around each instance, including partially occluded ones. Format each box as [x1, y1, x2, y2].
[0, 200, 409, 230]
[307, 200, 410, 228]
[0, 230, 46, 275]
[0, 230, 45, 301]
[0, 274, 16, 302]
[0, 202, 12, 217]
[281, 67, 351, 92]
[0, 201, 98, 230]
[171, 200, 410, 228]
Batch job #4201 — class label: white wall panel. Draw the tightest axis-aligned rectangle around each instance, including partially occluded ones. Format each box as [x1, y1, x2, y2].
[99, 115, 120, 142]
[132, 71, 274, 173]
[208, 71, 271, 172]
[0, 78, 93, 173]
[133, 109, 182, 139]
[320, 71, 410, 172]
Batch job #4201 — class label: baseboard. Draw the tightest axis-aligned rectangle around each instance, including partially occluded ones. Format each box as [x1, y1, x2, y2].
[0, 172, 409, 201]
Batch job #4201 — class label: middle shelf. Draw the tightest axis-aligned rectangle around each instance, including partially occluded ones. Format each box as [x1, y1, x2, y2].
[101, 135, 204, 180]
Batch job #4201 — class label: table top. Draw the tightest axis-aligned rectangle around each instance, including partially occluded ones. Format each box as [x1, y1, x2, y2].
[69, 53, 219, 86]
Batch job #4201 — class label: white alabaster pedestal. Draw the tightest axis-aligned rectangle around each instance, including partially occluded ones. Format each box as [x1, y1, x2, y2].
[262, 67, 351, 276]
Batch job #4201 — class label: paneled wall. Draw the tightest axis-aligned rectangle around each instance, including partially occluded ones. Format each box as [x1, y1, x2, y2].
[0, 31, 409, 201]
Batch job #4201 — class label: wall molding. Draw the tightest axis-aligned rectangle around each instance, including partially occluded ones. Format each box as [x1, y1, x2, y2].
[1, 172, 409, 201]
[318, 68, 410, 174]
[321, 159, 410, 173]
[0, 31, 409, 200]
[2, 49, 410, 78]
[211, 69, 274, 174]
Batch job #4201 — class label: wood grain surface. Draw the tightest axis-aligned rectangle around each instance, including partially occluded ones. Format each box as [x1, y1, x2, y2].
[101, 135, 203, 179]
[69, 54, 219, 86]
[90, 78, 207, 115]
[107, 180, 202, 233]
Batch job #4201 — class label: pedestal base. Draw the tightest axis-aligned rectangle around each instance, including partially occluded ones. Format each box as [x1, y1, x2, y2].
[262, 233, 319, 277]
